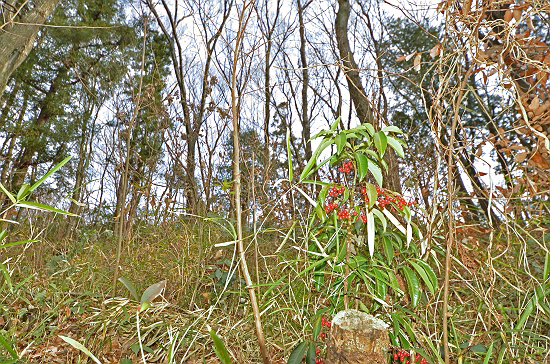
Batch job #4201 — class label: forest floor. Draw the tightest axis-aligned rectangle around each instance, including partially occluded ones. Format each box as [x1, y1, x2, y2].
[1, 218, 550, 363]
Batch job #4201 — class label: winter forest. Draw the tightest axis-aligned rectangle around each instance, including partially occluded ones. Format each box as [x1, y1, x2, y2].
[1, 0, 549, 363]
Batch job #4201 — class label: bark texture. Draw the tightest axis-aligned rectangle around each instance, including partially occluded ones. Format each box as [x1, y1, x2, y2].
[0, 0, 62, 95]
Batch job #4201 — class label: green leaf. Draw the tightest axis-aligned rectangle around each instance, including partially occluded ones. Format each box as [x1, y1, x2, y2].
[0, 262, 12, 291]
[0, 182, 16, 204]
[16, 184, 30, 200]
[331, 116, 341, 131]
[383, 236, 395, 265]
[373, 268, 387, 302]
[483, 342, 494, 364]
[28, 156, 72, 195]
[0, 230, 6, 243]
[286, 128, 293, 182]
[312, 315, 322, 340]
[0, 333, 18, 359]
[0, 239, 37, 249]
[59, 335, 102, 364]
[140, 280, 167, 305]
[15, 201, 77, 216]
[367, 159, 383, 186]
[300, 138, 332, 181]
[381, 125, 404, 133]
[354, 153, 369, 182]
[374, 131, 387, 157]
[287, 341, 308, 364]
[209, 328, 232, 364]
[387, 136, 405, 158]
[413, 259, 439, 293]
[365, 123, 375, 136]
[401, 266, 421, 308]
[544, 252, 549, 282]
[335, 131, 347, 155]
[118, 277, 139, 301]
[305, 341, 316, 364]
[470, 344, 488, 354]
[366, 183, 378, 210]
[409, 261, 435, 295]
[372, 210, 386, 232]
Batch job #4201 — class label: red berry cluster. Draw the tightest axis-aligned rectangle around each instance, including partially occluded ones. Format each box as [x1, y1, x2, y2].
[325, 202, 338, 214]
[337, 161, 354, 173]
[321, 317, 331, 328]
[315, 358, 325, 364]
[360, 212, 367, 224]
[337, 209, 350, 220]
[328, 186, 345, 197]
[376, 187, 416, 211]
[391, 348, 427, 364]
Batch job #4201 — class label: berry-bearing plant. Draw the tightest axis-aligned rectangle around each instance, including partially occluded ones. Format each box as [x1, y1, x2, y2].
[297, 118, 439, 354]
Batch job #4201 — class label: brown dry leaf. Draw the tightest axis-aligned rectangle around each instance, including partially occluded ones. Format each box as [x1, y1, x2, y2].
[513, 8, 522, 22]
[405, 52, 416, 61]
[430, 43, 442, 58]
[529, 96, 540, 110]
[534, 101, 550, 116]
[515, 152, 528, 163]
[396, 55, 407, 62]
[504, 9, 513, 22]
[530, 152, 550, 168]
[462, 0, 472, 15]
[414, 52, 422, 71]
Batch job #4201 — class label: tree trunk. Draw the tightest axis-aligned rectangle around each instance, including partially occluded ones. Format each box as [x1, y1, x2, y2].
[335, 0, 401, 192]
[297, 0, 312, 163]
[0, 0, 62, 95]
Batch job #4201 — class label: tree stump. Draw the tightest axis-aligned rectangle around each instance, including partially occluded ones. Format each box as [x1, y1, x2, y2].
[326, 309, 389, 363]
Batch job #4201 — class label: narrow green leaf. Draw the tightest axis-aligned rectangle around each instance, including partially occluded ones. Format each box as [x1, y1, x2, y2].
[372, 209, 386, 231]
[483, 342, 494, 364]
[0, 333, 18, 359]
[16, 184, 30, 200]
[300, 138, 332, 181]
[366, 182, 378, 209]
[0, 262, 12, 291]
[335, 131, 347, 155]
[367, 159, 383, 186]
[401, 266, 421, 308]
[0, 230, 7, 243]
[0, 182, 16, 204]
[15, 201, 77, 216]
[409, 261, 434, 295]
[544, 252, 549, 282]
[383, 236, 395, 265]
[413, 259, 439, 293]
[297, 255, 333, 277]
[0, 239, 37, 249]
[374, 131, 387, 157]
[118, 277, 139, 301]
[381, 125, 404, 133]
[286, 128, 293, 182]
[515, 298, 535, 330]
[312, 315, 322, 340]
[354, 153, 369, 182]
[374, 268, 387, 301]
[28, 156, 72, 194]
[331, 116, 341, 131]
[287, 342, 308, 364]
[59, 335, 102, 364]
[387, 136, 405, 158]
[365, 123, 375, 136]
[305, 341, 316, 364]
[209, 328, 232, 364]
